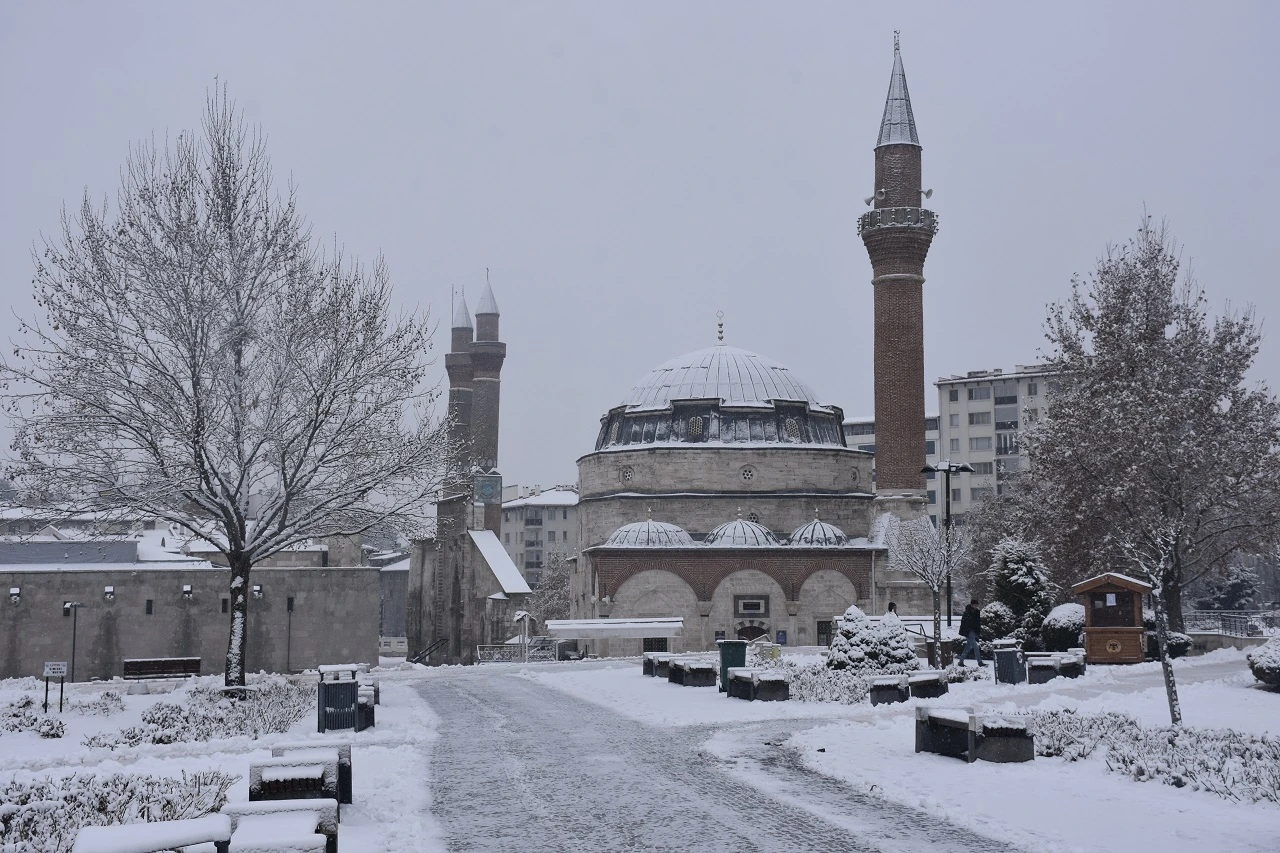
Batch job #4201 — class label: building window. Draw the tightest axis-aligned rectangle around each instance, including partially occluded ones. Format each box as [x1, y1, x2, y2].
[968, 387, 992, 401]
[548, 531, 556, 543]
[927, 490, 937, 505]
[971, 487, 995, 502]
[620, 467, 634, 483]
[1026, 382, 1038, 396]
[925, 440, 936, 456]
[145, 599, 153, 615]
[845, 420, 875, 436]
[689, 416, 704, 438]
[1025, 408, 1040, 423]
[221, 598, 229, 614]
[996, 433, 1019, 456]
[951, 488, 962, 503]
[562, 509, 568, 520]
[948, 389, 959, 402]
[746, 511, 760, 523]
[924, 469, 935, 480]
[503, 511, 509, 523]
[740, 466, 756, 482]
[504, 532, 510, 543]
[609, 422, 620, 443]
[949, 413, 959, 428]
[949, 438, 960, 452]
[968, 412, 991, 426]
[971, 461, 994, 475]
[924, 416, 939, 432]
[816, 620, 834, 647]
[642, 637, 668, 653]
[734, 595, 770, 617]
[857, 443, 875, 453]
[969, 436, 992, 451]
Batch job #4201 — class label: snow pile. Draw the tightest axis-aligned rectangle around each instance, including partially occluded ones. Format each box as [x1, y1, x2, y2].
[0, 770, 235, 853]
[1041, 602, 1085, 651]
[1246, 637, 1280, 687]
[84, 676, 313, 749]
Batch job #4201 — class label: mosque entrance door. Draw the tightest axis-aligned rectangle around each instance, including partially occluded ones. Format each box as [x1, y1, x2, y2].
[736, 625, 768, 641]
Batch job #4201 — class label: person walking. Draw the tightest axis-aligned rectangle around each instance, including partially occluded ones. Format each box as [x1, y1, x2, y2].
[959, 599, 984, 666]
[885, 601, 898, 617]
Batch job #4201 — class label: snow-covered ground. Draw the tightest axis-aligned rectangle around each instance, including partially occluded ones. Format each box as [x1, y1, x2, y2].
[0, 670, 442, 852]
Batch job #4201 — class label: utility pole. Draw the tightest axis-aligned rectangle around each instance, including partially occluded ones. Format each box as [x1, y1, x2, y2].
[921, 461, 973, 626]
[63, 602, 84, 683]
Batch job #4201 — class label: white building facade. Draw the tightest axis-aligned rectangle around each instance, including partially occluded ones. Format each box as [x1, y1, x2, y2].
[500, 486, 579, 584]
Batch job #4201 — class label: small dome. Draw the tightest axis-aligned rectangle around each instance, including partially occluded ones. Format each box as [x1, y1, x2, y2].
[789, 518, 848, 547]
[704, 518, 779, 547]
[604, 519, 694, 547]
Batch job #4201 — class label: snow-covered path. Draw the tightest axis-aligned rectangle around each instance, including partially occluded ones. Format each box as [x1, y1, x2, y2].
[418, 668, 1019, 853]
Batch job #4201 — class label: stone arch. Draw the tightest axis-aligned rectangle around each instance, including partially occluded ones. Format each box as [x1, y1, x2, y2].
[737, 624, 769, 641]
[610, 569, 699, 657]
[707, 569, 789, 647]
[797, 569, 862, 638]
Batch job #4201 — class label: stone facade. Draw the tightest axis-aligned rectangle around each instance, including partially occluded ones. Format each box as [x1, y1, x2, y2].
[1, 566, 379, 681]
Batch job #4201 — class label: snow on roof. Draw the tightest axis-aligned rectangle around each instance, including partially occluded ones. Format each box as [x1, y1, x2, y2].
[503, 488, 579, 509]
[452, 294, 472, 329]
[475, 277, 500, 315]
[545, 617, 683, 639]
[381, 558, 410, 572]
[0, 560, 220, 574]
[469, 529, 531, 595]
[1070, 572, 1152, 593]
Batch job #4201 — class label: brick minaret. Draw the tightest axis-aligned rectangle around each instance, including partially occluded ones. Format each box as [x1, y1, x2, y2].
[861, 34, 937, 498]
[444, 294, 475, 488]
[470, 274, 506, 533]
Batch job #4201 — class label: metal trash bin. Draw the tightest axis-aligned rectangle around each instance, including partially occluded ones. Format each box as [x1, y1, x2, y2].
[717, 640, 747, 693]
[993, 645, 1026, 685]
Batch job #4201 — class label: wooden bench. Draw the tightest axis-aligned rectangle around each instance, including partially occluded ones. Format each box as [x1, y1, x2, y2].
[870, 675, 909, 706]
[668, 659, 717, 687]
[273, 742, 352, 805]
[249, 753, 340, 807]
[725, 667, 790, 701]
[228, 812, 324, 852]
[642, 652, 674, 677]
[908, 669, 949, 699]
[72, 814, 230, 853]
[914, 707, 1034, 764]
[122, 657, 201, 680]
[1026, 651, 1085, 683]
[223, 799, 338, 853]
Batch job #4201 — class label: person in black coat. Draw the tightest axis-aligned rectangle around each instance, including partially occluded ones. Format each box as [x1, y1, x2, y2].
[958, 599, 984, 666]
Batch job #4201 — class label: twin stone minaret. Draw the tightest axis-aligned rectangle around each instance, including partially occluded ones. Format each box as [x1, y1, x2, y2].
[446, 275, 506, 533]
[861, 35, 937, 502]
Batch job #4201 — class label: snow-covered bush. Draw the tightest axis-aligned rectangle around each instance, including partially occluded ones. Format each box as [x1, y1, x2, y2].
[943, 662, 990, 683]
[1, 695, 45, 737]
[826, 606, 920, 675]
[826, 605, 875, 673]
[871, 613, 922, 674]
[987, 537, 1055, 626]
[979, 601, 1016, 641]
[36, 718, 64, 739]
[1166, 631, 1192, 659]
[84, 676, 314, 749]
[0, 770, 236, 853]
[1041, 602, 1086, 651]
[769, 659, 869, 704]
[1020, 709, 1141, 761]
[1247, 637, 1280, 687]
[73, 690, 125, 716]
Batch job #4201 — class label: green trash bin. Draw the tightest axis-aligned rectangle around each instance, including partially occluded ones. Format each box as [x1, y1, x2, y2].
[718, 639, 747, 692]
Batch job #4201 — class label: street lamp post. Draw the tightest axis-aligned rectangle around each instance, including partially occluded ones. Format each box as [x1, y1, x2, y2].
[63, 602, 84, 683]
[921, 460, 974, 626]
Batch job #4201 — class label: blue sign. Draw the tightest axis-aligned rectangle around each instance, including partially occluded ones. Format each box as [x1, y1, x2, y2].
[775, 630, 787, 645]
[714, 630, 726, 642]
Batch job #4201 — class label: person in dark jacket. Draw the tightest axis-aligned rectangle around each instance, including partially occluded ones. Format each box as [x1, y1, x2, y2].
[958, 599, 984, 666]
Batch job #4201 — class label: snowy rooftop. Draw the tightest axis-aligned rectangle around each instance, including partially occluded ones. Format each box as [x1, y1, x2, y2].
[469, 529, 531, 595]
[503, 487, 579, 509]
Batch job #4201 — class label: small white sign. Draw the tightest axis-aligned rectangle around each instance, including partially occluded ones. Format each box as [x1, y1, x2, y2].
[1105, 593, 1117, 607]
[43, 661, 67, 678]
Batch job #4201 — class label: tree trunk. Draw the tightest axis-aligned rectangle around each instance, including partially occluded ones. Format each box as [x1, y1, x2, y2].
[931, 588, 943, 669]
[225, 554, 252, 688]
[1150, 580, 1183, 726]
[1164, 573, 1186, 633]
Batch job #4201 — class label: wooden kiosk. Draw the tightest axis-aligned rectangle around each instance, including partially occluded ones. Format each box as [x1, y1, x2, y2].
[1070, 573, 1151, 664]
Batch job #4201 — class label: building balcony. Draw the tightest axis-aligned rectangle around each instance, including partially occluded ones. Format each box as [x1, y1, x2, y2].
[857, 207, 939, 236]
[524, 517, 542, 526]
[524, 540, 541, 548]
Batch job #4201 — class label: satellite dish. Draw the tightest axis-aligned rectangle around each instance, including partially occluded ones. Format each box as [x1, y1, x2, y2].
[922, 188, 934, 199]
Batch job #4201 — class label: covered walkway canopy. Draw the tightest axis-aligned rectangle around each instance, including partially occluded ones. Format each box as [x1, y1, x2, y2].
[544, 617, 683, 639]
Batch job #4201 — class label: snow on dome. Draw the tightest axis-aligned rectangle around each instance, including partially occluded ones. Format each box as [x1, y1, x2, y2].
[789, 517, 848, 547]
[619, 345, 833, 414]
[604, 519, 695, 547]
[704, 516, 780, 547]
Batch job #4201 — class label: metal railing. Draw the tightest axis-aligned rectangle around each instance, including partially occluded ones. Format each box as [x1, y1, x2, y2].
[1184, 610, 1278, 637]
[857, 207, 940, 236]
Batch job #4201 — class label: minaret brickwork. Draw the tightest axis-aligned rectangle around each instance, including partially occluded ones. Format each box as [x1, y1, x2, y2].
[445, 295, 475, 489]
[470, 275, 506, 533]
[861, 35, 936, 496]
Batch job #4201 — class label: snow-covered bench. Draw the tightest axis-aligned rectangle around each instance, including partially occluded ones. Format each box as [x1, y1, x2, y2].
[223, 799, 338, 853]
[667, 659, 717, 687]
[914, 707, 1034, 764]
[227, 812, 325, 853]
[725, 667, 789, 701]
[907, 669, 949, 699]
[72, 814, 231, 853]
[869, 674, 909, 706]
[121, 657, 201, 680]
[1025, 651, 1085, 684]
[249, 752, 340, 806]
[272, 742, 353, 805]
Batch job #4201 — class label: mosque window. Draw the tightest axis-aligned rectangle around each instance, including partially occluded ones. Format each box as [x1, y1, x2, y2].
[620, 466, 634, 484]
[784, 417, 801, 440]
[689, 416, 704, 438]
[746, 512, 760, 523]
[740, 466, 756, 482]
[609, 422, 620, 444]
[749, 417, 765, 442]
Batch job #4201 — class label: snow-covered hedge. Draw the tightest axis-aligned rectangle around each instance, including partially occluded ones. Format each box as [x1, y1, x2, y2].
[1166, 631, 1192, 659]
[1015, 709, 1280, 804]
[1041, 603, 1085, 651]
[72, 690, 125, 717]
[1247, 637, 1280, 687]
[979, 602, 1016, 640]
[826, 606, 920, 675]
[758, 658, 868, 704]
[0, 770, 236, 853]
[83, 675, 313, 750]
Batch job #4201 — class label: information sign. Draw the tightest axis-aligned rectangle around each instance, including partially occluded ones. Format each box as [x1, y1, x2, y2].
[43, 661, 67, 678]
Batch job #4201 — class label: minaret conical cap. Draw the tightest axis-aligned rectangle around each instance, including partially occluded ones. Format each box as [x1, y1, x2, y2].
[875, 33, 920, 149]
[476, 271, 500, 316]
[452, 294, 473, 329]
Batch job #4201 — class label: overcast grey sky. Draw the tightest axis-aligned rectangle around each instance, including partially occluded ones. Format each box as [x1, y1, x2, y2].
[2, 2, 1277, 490]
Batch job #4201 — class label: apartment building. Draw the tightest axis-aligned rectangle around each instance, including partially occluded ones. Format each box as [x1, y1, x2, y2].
[499, 485, 579, 585]
[843, 364, 1059, 526]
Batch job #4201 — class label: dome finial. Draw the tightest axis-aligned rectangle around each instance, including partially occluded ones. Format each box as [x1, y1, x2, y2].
[894, 29, 900, 52]
[646, 505, 652, 520]
[814, 508, 820, 520]
[736, 506, 743, 519]
[716, 310, 725, 343]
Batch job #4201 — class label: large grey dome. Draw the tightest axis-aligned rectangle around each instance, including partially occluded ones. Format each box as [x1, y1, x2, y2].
[604, 519, 695, 547]
[704, 518, 780, 548]
[620, 345, 832, 415]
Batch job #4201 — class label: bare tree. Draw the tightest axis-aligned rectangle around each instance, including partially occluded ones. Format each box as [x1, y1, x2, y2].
[889, 516, 968, 668]
[529, 550, 571, 632]
[1, 90, 453, 686]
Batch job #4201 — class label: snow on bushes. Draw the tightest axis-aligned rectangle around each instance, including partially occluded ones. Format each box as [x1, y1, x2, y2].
[1165, 632, 1192, 659]
[0, 770, 235, 853]
[826, 605, 875, 673]
[83, 675, 314, 749]
[36, 717, 65, 739]
[980, 601, 1016, 641]
[873, 613, 922, 674]
[1247, 637, 1280, 687]
[1041, 602, 1085, 651]
[826, 606, 921, 675]
[1015, 709, 1280, 805]
[72, 690, 125, 717]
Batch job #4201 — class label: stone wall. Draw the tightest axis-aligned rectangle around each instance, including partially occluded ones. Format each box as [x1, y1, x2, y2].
[0, 566, 380, 681]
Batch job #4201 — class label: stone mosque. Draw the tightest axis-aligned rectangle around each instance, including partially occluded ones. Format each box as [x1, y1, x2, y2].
[569, 36, 939, 655]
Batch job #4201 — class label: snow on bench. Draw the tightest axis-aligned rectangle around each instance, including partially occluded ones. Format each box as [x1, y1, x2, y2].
[228, 812, 324, 853]
[261, 765, 323, 783]
[250, 754, 339, 803]
[72, 814, 231, 853]
[907, 669, 946, 683]
[223, 800, 337, 853]
[923, 706, 976, 726]
[271, 744, 352, 805]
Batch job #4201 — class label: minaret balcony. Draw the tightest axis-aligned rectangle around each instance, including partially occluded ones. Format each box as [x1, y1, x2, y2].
[857, 207, 939, 236]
